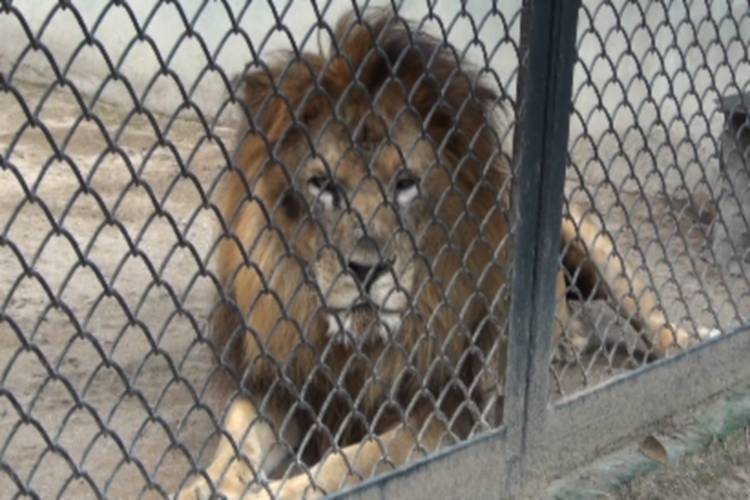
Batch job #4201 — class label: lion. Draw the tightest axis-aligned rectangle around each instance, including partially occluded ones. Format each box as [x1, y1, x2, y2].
[176, 10, 706, 500]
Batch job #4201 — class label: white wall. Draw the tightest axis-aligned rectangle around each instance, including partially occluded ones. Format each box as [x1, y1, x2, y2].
[2, 0, 748, 199]
[0, 0, 521, 123]
[571, 0, 750, 200]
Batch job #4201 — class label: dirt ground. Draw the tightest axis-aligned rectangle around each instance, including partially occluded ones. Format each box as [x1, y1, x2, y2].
[1, 80, 748, 498]
[0, 80, 231, 498]
[622, 427, 750, 499]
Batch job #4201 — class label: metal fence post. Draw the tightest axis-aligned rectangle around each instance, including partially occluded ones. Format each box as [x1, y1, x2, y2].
[504, 0, 581, 495]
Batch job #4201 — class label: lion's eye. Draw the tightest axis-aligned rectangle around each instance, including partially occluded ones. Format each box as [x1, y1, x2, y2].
[395, 177, 417, 192]
[309, 175, 329, 190]
[308, 175, 339, 208]
[395, 174, 419, 205]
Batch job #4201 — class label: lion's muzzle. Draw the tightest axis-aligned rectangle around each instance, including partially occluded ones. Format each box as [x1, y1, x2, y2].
[322, 258, 413, 345]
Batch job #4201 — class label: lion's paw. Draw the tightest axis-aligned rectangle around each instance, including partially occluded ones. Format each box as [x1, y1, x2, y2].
[658, 323, 723, 356]
[174, 474, 268, 500]
[173, 477, 218, 500]
[697, 326, 722, 340]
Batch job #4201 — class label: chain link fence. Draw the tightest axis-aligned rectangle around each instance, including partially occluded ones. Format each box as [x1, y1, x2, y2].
[552, 0, 750, 397]
[0, 1, 748, 499]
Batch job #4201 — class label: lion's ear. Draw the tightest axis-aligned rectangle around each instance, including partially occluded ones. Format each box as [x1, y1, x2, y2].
[242, 68, 276, 116]
[240, 58, 326, 131]
[239, 67, 297, 139]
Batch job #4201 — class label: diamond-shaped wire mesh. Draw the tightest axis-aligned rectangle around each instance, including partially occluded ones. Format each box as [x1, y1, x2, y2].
[0, 2, 522, 498]
[3, 0, 749, 498]
[551, 1, 750, 397]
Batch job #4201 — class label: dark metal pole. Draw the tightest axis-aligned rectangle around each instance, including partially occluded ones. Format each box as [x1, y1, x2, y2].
[504, 0, 581, 496]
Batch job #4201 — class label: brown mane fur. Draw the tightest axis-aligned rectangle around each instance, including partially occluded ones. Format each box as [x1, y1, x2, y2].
[213, 10, 509, 463]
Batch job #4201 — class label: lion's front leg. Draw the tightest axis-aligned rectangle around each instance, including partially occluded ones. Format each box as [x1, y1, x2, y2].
[561, 204, 721, 357]
[177, 397, 298, 500]
[250, 417, 450, 500]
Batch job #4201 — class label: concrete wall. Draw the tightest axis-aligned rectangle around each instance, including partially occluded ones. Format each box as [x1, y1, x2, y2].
[571, 0, 750, 201]
[2, 0, 748, 200]
[0, 0, 521, 122]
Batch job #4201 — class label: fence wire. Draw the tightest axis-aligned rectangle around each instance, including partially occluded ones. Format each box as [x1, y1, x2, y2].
[0, 1, 748, 499]
[551, 1, 750, 397]
[0, 2, 520, 498]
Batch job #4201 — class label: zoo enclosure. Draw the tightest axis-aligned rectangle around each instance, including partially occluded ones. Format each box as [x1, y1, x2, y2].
[0, 0, 749, 499]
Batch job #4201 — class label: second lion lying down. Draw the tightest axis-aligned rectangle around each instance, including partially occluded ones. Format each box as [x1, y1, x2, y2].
[177, 10, 707, 500]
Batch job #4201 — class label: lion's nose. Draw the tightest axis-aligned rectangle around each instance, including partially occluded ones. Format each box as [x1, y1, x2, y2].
[347, 260, 389, 293]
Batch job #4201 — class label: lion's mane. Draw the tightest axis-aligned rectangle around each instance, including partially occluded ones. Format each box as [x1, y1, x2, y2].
[212, 11, 510, 462]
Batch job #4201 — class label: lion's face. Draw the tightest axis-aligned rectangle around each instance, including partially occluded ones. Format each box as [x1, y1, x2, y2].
[275, 92, 451, 344]
[223, 15, 508, 369]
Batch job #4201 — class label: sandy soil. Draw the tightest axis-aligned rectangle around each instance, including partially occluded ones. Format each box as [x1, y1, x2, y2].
[1, 80, 233, 498]
[1, 80, 748, 498]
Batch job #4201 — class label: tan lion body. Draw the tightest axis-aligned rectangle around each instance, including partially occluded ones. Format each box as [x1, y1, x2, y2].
[178, 11, 697, 500]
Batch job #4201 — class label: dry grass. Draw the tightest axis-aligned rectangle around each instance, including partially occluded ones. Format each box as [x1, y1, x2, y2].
[622, 427, 750, 500]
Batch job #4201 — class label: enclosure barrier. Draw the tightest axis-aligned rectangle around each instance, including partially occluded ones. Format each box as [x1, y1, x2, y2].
[1, 1, 749, 499]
